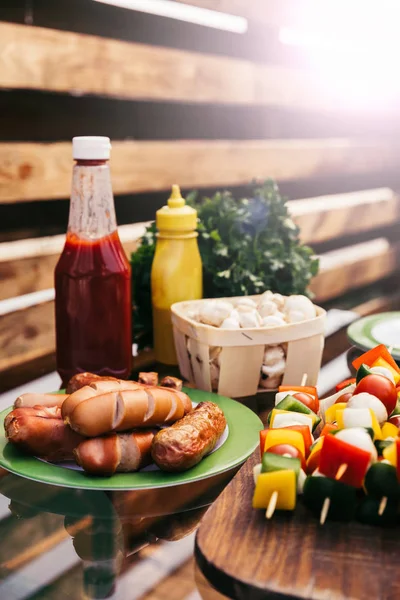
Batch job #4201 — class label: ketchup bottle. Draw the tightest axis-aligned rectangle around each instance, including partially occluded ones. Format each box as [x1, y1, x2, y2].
[55, 137, 132, 386]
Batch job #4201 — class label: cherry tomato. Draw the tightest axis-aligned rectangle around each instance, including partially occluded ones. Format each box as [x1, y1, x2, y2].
[388, 415, 400, 429]
[268, 443, 306, 471]
[292, 392, 319, 414]
[354, 374, 397, 416]
[336, 378, 356, 392]
[334, 392, 353, 404]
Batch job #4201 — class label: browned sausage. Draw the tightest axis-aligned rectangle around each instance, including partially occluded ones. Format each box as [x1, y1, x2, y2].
[66, 386, 192, 437]
[159, 376, 183, 391]
[74, 430, 156, 475]
[66, 372, 119, 394]
[151, 401, 226, 472]
[5, 406, 84, 462]
[138, 372, 159, 386]
[14, 394, 68, 409]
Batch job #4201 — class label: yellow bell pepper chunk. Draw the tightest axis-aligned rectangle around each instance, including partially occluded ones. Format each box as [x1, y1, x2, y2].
[369, 409, 383, 440]
[252, 470, 297, 510]
[325, 402, 347, 424]
[372, 357, 400, 384]
[263, 428, 305, 457]
[309, 437, 324, 456]
[381, 422, 399, 439]
[382, 442, 397, 466]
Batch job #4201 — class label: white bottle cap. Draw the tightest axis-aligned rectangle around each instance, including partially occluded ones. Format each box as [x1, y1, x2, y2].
[72, 136, 111, 160]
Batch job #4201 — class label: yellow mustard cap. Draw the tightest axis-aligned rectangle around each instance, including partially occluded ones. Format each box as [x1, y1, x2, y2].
[156, 185, 197, 231]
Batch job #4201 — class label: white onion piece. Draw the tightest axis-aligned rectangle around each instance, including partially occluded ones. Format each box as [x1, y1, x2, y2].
[369, 366, 395, 384]
[272, 412, 313, 432]
[275, 391, 295, 405]
[253, 463, 262, 484]
[335, 427, 378, 461]
[297, 469, 307, 494]
[319, 384, 356, 418]
[347, 393, 388, 424]
[341, 408, 372, 429]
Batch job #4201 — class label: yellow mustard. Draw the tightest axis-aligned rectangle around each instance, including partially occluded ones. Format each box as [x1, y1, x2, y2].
[151, 185, 202, 365]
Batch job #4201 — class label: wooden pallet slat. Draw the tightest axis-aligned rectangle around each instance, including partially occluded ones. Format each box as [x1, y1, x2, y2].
[1, 139, 400, 204]
[0, 21, 331, 109]
[288, 188, 400, 245]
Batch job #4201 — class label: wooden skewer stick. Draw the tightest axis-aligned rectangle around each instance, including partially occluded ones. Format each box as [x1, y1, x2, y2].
[335, 463, 348, 480]
[378, 496, 388, 516]
[388, 346, 394, 354]
[320, 497, 330, 525]
[300, 373, 308, 387]
[265, 491, 278, 520]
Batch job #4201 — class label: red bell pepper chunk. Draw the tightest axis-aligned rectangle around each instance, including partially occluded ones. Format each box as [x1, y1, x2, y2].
[259, 429, 268, 459]
[335, 378, 356, 392]
[320, 423, 338, 437]
[319, 434, 371, 488]
[279, 385, 318, 398]
[352, 344, 400, 374]
[281, 424, 313, 458]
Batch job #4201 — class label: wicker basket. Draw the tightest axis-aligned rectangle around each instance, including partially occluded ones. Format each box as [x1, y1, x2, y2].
[171, 295, 326, 398]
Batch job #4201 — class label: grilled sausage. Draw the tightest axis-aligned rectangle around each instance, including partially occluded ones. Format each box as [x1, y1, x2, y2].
[5, 406, 84, 462]
[66, 372, 119, 394]
[138, 372, 159, 386]
[14, 393, 68, 409]
[66, 387, 193, 437]
[74, 430, 156, 475]
[151, 401, 226, 472]
[159, 376, 183, 391]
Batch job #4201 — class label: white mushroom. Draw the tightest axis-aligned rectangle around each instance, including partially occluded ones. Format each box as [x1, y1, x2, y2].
[238, 309, 262, 328]
[263, 345, 285, 366]
[284, 295, 316, 321]
[258, 300, 279, 318]
[258, 291, 274, 305]
[236, 297, 257, 309]
[261, 359, 286, 378]
[286, 310, 306, 324]
[220, 316, 241, 329]
[199, 300, 233, 327]
[259, 374, 282, 390]
[272, 293, 285, 310]
[261, 315, 286, 328]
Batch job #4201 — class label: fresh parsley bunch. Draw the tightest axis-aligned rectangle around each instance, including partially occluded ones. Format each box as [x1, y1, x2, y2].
[131, 180, 319, 348]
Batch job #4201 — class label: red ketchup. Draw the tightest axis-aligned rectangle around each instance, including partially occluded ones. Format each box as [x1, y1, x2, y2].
[55, 137, 131, 386]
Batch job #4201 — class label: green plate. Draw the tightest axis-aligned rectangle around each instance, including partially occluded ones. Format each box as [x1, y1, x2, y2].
[347, 312, 400, 361]
[0, 388, 262, 491]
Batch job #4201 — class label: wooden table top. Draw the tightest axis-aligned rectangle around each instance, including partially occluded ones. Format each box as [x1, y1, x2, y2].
[195, 450, 400, 600]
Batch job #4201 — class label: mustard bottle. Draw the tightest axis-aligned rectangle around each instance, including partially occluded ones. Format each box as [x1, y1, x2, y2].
[151, 185, 202, 365]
